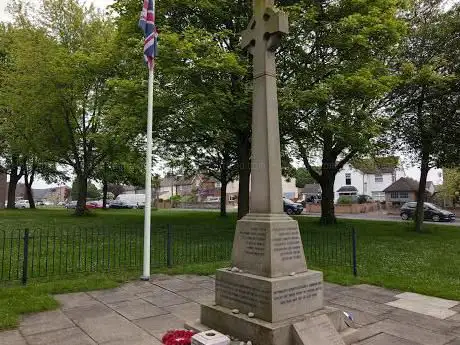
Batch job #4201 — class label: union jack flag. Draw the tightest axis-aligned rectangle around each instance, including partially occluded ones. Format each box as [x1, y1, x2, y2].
[139, 0, 158, 70]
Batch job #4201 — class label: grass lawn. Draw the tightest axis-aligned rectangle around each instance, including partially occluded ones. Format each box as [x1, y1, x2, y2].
[0, 208, 459, 330]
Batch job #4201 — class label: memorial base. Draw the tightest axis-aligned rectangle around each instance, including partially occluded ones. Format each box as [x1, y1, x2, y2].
[198, 304, 349, 345]
[215, 269, 323, 323]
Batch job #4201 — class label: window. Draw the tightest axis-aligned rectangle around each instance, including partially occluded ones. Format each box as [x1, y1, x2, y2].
[228, 195, 237, 202]
[215, 182, 222, 188]
[363, 182, 368, 193]
[399, 192, 409, 199]
[371, 191, 385, 201]
[392, 172, 396, 183]
[345, 173, 351, 185]
[375, 174, 383, 183]
[390, 192, 399, 199]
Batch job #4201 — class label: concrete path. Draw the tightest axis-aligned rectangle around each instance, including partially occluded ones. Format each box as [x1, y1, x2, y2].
[1, 275, 460, 345]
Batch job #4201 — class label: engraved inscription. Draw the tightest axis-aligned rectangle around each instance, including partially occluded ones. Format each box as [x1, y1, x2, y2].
[294, 315, 345, 345]
[272, 227, 303, 261]
[240, 226, 266, 256]
[216, 280, 270, 308]
[273, 281, 322, 305]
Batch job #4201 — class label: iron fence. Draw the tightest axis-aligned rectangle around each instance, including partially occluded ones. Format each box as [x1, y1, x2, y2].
[0, 225, 357, 284]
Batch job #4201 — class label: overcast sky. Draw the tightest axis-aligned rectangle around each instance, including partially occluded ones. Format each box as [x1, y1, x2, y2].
[0, 0, 445, 187]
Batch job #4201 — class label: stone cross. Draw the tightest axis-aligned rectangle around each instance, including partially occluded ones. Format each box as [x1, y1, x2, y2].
[241, 0, 289, 214]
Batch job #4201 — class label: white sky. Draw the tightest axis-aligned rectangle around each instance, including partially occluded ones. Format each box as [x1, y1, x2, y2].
[0, 0, 445, 188]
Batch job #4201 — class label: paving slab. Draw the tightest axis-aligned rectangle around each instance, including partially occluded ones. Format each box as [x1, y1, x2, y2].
[54, 292, 100, 310]
[140, 290, 190, 307]
[387, 299, 457, 319]
[64, 303, 114, 323]
[153, 278, 195, 292]
[355, 333, 420, 345]
[446, 339, 460, 345]
[20, 310, 74, 336]
[164, 302, 201, 322]
[89, 288, 137, 304]
[0, 330, 27, 345]
[196, 280, 215, 291]
[448, 314, 460, 323]
[328, 303, 386, 326]
[120, 281, 164, 295]
[109, 298, 168, 320]
[388, 308, 459, 333]
[175, 288, 214, 302]
[342, 286, 398, 304]
[75, 312, 150, 344]
[134, 313, 185, 340]
[175, 275, 214, 283]
[353, 285, 400, 298]
[100, 333, 162, 345]
[394, 293, 459, 309]
[330, 295, 395, 316]
[25, 327, 97, 345]
[363, 319, 455, 345]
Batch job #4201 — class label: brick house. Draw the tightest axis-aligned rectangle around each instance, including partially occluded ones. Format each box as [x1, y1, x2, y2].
[383, 177, 432, 206]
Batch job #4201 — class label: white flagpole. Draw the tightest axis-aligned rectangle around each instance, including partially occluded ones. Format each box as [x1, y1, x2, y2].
[141, 66, 154, 281]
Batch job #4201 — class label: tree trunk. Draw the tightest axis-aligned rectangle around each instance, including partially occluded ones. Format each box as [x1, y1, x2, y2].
[220, 180, 227, 217]
[23, 162, 36, 209]
[7, 176, 19, 209]
[415, 152, 430, 233]
[102, 179, 108, 210]
[24, 182, 35, 209]
[319, 166, 337, 225]
[6, 156, 23, 209]
[75, 175, 88, 216]
[237, 133, 251, 219]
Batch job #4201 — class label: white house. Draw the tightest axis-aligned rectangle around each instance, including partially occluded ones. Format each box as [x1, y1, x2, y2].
[226, 176, 298, 201]
[333, 159, 405, 202]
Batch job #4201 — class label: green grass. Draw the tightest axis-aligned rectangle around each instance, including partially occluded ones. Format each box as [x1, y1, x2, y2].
[0, 208, 460, 330]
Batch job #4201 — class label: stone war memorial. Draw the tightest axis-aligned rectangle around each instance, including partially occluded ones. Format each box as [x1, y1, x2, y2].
[196, 0, 350, 344]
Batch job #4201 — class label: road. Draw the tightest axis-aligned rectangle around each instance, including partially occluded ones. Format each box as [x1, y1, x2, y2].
[164, 208, 460, 226]
[301, 212, 460, 226]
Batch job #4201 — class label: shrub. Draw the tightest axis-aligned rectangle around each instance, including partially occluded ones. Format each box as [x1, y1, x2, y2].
[337, 196, 353, 205]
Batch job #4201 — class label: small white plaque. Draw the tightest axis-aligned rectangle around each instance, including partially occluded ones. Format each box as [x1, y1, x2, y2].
[191, 330, 231, 345]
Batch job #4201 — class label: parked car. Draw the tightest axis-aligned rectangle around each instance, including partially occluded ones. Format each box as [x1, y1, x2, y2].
[400, 202, 456, 222]
[15, 200, 30, 209]
[109, 200, 135, 209]
[85, 201, 98, 209]
[204, 196, 220, 203]
[65, 201, 77, 209]
[283, 198, 303, 215]
[303, 195, 322, 205]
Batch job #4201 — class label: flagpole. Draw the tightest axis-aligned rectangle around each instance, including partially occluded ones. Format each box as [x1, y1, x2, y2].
[141, 66, 154, 281]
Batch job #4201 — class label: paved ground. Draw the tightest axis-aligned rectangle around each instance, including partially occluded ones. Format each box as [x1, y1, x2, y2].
[1, 275, 460, 345]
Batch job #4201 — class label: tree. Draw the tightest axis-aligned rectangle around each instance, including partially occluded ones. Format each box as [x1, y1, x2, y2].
[112, 0, 254, 219]
[294, 168, 317, 188]
[2, 0, 137, 215]
[389, 1, 460, 232]
[279, 0, 406, 224]
[440, 169, 460, 207]
[71, 181, 101, 201]
[107, 184, 125, 200]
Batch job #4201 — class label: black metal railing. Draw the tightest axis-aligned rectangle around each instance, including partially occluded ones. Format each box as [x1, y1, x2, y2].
[0, 225, 357, 285]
